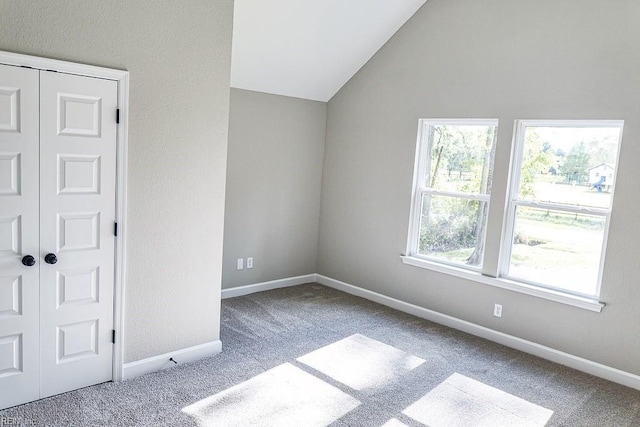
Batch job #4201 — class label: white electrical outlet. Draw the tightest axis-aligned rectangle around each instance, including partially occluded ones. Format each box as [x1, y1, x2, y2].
[237, 258, 244, 270]
[493, 304, 503, 318]
[247, 257, 253, 269]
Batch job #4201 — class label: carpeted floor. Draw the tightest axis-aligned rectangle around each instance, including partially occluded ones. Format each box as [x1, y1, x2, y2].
[2, 283, 640, 426]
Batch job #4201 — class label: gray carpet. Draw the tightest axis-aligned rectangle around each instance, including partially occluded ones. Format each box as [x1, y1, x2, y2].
[2, 283, 640, 426]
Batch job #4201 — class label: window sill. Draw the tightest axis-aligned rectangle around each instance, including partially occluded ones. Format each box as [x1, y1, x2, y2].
[400, 256, 604, 312]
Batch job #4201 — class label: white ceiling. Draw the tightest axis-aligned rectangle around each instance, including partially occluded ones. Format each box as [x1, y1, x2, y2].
[231, 0, 428, 102]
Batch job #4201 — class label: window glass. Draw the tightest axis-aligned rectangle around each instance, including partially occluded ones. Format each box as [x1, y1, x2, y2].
[409, 120, 497, 269]
[425, 124, 496, 195]
[505, 121, 623, 297]
[509, 207, 605, 296]
[418, 194, 488, 266]
[517, 126, 620, 209]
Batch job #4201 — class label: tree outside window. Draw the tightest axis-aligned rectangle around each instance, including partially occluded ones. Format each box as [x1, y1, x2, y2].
[409, 120, 498, 268]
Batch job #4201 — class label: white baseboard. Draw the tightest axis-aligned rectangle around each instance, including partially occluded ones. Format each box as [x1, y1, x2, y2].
[221, 274, 316, 299]
[315, 274, 640, 391]
[122, 340, 222, 380]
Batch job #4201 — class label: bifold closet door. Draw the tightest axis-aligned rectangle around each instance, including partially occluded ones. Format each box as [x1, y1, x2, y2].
[0, 64, 118, 408]
[0, 64, 40, 409]
[39, 71, 117, 398]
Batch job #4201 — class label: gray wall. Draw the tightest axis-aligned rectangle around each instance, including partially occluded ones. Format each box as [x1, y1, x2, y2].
[223, 89, 326, 288]
[0, 0, 233, 363]
[319, 0, 640, 374]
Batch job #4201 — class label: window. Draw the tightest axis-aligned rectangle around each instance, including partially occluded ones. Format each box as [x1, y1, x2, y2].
[503, 120, 623, 297]
[405, 119, 624, 306]
[407, 119, 498, 269]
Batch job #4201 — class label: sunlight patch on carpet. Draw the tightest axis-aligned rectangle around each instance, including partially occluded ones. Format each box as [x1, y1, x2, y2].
[402, 373, 554, 426]
[297, 333, 425, 391]
[181, 363, 360, 427]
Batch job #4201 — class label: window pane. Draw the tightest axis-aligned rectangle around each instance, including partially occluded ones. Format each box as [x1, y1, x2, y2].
[418, 194, 489, 267]
[517, 126, 621, 209]
[424, 124, 497, 194]
[508, 206, 605, 296]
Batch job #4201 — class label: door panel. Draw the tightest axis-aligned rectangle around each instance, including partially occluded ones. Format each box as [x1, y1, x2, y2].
[39, 71, 117, 398]
[0, 64, 40, 409]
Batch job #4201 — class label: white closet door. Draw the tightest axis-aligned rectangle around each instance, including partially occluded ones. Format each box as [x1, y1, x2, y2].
[0, 64, 40, 409]
[39, 71, 117, 397]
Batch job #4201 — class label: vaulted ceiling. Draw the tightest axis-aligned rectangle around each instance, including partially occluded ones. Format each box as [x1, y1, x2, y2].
[231, 0, 428, 102]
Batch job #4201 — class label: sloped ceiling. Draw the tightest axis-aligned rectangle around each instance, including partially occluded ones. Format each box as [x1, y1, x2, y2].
[231, 0, 428, 102]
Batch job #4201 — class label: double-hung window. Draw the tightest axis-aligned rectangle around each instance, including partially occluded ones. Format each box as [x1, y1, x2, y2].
[407, 119, 498, 268]
[406, 118, 623, 306]
[503, 120, 623, 298]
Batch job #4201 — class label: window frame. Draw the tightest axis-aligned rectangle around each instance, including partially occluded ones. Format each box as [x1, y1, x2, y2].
[499, 119, 624, 299]
[406, 118, 499, 271]
[403, 118, 624, 311]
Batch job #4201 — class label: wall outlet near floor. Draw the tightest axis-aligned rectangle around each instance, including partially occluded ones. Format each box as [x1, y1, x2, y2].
[237, 258, 244, 270]
[247, 257, 253, 269]
[493, 304, 503, 318]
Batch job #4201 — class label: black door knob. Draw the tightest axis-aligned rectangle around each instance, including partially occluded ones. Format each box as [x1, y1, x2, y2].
[44, 253, 58, 264]
[22, 255, 36, 266]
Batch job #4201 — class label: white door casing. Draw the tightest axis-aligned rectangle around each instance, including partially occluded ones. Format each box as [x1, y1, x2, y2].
[0, 64, 40, 409]
[0, 62, 120, 408]
[39, 71, 117, 398]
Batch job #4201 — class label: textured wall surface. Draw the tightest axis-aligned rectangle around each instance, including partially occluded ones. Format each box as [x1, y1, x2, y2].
[0, 0, 233, 362]
[319, 0, 640, 374]
[223, 89, 326, 288]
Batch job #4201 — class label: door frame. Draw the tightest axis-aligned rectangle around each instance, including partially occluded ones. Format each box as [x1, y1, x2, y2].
[0, 50, 129, 381]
